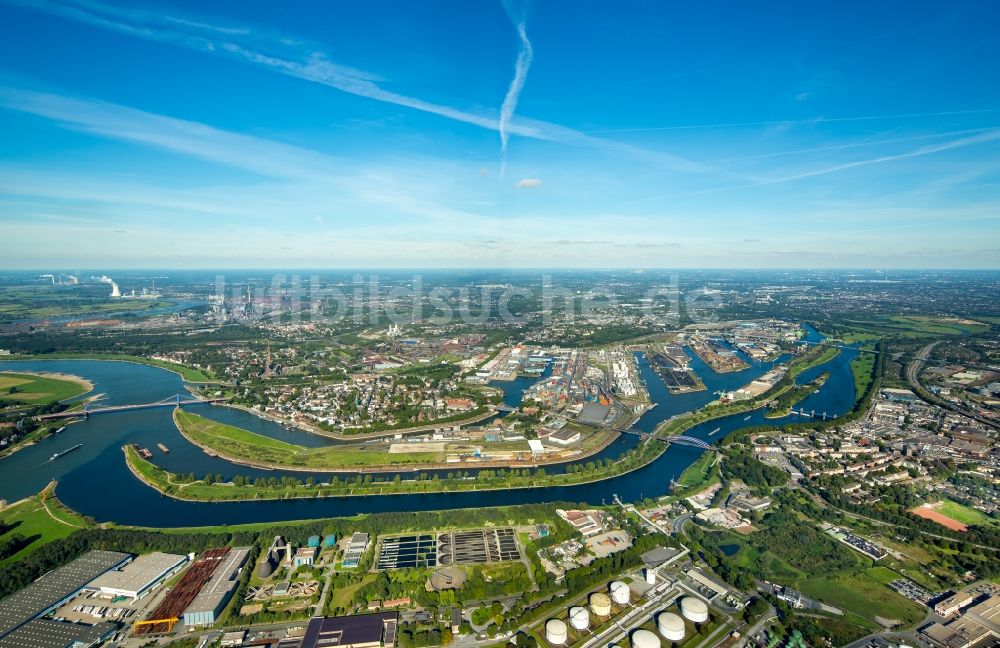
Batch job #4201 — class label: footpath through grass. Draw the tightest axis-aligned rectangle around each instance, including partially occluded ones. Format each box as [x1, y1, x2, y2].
[0, 485, 91, 566]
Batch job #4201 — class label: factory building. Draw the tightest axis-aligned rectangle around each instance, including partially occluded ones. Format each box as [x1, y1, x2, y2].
[182, 547, 251, 627]
[87, 551, 187, 600]
[343, 533, 370, 568]
[0, 550, 130, 644]
[297, 611, 398, 648]
[294, 546, 318, 568]
[0, 618, 116, 648]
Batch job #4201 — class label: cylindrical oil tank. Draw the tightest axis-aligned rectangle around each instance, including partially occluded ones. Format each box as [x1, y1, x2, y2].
[656, 612, 685, 642]
[680, 596, 709, 623]
[589, 592, 612, 617]
[631, 628, 661, 648]
[610, 580, 630, 605]
[545, 619, 568, 645]
[569, 606, 590, 630]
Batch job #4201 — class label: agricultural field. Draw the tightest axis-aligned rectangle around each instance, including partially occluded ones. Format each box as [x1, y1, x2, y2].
[828, 315, 990, 340]
[887, 316, 990, 336]
[0, 284, 174, 322]
[0, 371, 91, 405]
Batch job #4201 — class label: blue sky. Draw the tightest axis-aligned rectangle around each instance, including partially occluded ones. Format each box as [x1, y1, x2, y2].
[1, 0, 999, 269]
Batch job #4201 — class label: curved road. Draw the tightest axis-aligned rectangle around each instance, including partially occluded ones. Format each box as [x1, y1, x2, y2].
[906, 342, 997, 428]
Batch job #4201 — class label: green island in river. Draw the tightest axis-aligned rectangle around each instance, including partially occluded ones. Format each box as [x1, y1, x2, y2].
[126, 343, 849, 501]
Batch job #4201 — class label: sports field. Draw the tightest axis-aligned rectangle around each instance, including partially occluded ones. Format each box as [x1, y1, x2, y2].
[934, 500, 994, 527]
[909, 504, 967, 532]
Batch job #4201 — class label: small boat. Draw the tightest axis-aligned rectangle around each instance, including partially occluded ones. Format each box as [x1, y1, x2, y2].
[743, 415, 751, 421]
[54, 426, 66, 434]
[50, 443, 83, 461]
[157, 443, 170, 453]
[708, 427, 721, 436]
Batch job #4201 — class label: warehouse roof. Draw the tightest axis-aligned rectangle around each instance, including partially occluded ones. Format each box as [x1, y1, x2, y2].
[0, 550, 130, 640]
[0, 618, 116, 648]
[300, 612, 397, 648]
[183, 547, 250, 615]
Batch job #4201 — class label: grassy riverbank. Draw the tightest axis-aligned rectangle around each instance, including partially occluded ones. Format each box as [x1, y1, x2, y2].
[123, 439, 663, 501]
[0, 353, 217, 382]
[175, 409, 441, 470]
[125, 340, 856, 502]
[0, 371, 91, 405]
[764, 371, 830, 418]
[0, 484, 92, 566]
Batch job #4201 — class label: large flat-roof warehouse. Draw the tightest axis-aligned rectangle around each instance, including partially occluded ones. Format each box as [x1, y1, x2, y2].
[0, 618, 116, 648]
[0, 550, 130, 641]
[87, 551, 188, 600]
[297, 612, 398, 648]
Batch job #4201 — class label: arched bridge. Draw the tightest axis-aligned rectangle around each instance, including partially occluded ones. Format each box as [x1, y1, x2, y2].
[610, 426, 714, 450]
[38, 394, 228, 420]
[667, 435, 713, 450]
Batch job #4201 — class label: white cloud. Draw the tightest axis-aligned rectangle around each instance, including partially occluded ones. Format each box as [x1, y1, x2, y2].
[516, 178, 542, 188]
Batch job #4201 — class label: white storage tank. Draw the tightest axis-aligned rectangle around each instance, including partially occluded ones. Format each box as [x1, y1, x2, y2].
[569, 606, 590, 630]
[645, 568, 656, 585]
[680, 596, 709, 623]
[545, 619, 568, 645]
[631, 628, 661, 648]
[590, 592, 612, 617]
[610, 580, 630, 605]
[656, 612, 686, 642]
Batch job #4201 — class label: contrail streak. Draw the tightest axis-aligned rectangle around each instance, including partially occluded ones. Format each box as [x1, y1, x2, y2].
[499, 0, 533, 177]
[7, 0, 708, 173]
[587, 109, 998, 133]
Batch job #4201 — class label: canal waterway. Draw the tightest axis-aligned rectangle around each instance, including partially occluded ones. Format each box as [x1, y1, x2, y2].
[0, 325, 861, 527]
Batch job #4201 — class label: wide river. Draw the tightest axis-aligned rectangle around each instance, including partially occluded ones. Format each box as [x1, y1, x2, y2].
[0, 326, 858, 527]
